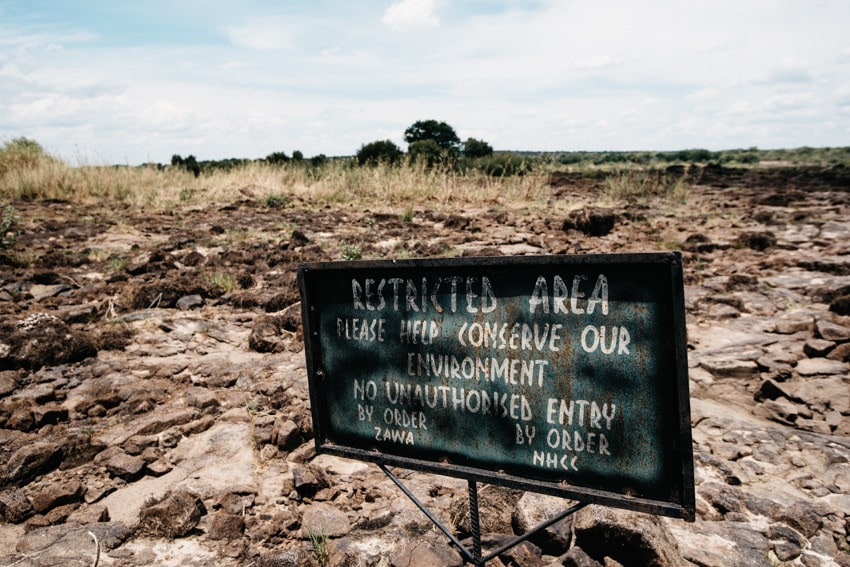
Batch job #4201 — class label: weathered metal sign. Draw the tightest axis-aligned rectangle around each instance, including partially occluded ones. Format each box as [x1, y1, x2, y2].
[298, 253, 695, 520]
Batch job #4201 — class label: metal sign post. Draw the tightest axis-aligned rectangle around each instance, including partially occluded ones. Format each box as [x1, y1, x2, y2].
[298, 253, 695, 562]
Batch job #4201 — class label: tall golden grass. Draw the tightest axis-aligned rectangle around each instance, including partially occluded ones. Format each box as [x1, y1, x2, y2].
[2, 138, 697, 213]
[1, 140, 552, 210]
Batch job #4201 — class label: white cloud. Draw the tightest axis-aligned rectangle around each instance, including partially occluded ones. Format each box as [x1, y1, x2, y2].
[225, 18, 292, 50]
[382, 0, 439, 29]
[576, 54, 622, 71]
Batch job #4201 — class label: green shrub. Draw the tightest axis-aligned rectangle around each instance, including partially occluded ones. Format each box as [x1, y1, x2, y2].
[408, 139, 446, 168]
[463, 137, 494, 158]
[356, 140, 403, 166]
[475, 153, 534, 177]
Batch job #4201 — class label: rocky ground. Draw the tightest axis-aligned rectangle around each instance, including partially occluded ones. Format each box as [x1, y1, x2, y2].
[1, 164, 849, 566]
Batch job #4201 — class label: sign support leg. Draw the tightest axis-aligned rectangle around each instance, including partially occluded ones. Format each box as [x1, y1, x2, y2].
[379, 464, 586, 566]
[468, 479, 483, 566]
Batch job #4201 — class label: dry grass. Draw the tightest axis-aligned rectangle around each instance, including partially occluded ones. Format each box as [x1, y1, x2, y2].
[604, 169, 690, 203]
[1, 152, 553, 211]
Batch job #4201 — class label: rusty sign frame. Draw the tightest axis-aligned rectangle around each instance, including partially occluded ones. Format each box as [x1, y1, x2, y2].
[298, 253, 695, 521]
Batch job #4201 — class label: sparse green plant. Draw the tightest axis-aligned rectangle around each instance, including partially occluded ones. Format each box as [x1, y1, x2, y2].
[244, 398, 260, 417]
[307, 528, 330, 566]
[207, 271, 239, 293]
[86, 248, 110, 263]
[179, 187, 195, 202]
[81, 424, 96, 442]
[340, 243, 362, 261]
[655, 241, 681, 251]
[400, 204, 414, 223]
[0, 200, 20, 251]
[263, 192, 289, 208]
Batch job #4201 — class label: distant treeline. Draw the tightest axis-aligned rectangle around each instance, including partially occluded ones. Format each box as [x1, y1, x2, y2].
[167, 151, 329, 177]
[159, 145, 850, 177]
[541, 146, 850, 167]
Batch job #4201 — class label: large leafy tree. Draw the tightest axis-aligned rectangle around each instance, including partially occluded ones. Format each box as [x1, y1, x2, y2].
[403, 120, 461, 152]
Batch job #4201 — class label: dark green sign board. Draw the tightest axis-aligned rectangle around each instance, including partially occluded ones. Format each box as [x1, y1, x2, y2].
[298, 253, 695, 520]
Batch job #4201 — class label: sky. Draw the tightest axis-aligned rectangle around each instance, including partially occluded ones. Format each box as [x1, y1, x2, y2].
[1, 0, 849, 165]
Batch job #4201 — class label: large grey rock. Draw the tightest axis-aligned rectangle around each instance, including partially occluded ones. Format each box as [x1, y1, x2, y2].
[301, 502, 351, 538]
[4, 441, 63, 485]
[105, 452, 146, 481]
[512, 492, 574, 555]
[31, 479, 83, 514]
[573, 505, 685, 567]
[6, 523, 131, 567]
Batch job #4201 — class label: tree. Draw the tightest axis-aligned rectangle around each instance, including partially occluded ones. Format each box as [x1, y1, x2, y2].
[463, 137, 493, 158]
[404, 120, 460, 152]
[292, 150, 304, 161]
[356, 140, 403, 166]
[408, 139, 445, 167]
[171, 154, 200, 177]
[266, 151, 290, 164]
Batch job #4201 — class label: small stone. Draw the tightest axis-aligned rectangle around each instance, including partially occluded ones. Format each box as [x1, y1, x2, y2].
[816, 319, 850, 341]
[774, 314, 814, 334]
[699, 358, 758, 377]
[757, 398, 799, 425]
[826, 342, 850, 362]
[754, 378, 790, 402]
[292, 465, 328, 498]
[185, 387, 219, 410]
[561, 546, 603, 567]
[105, 452, 146, 481]
[273, 419, 302, 451]
[145, 458, 173, 477]
[67, 504, 110, 524]
[829, 294, 850, 316]
[803, 338, 835, 357]
[176, 294, 204, 310]
[795, 358, 847, 376]
[28, 284, 71, 301]
[825, 410, 843, 431]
